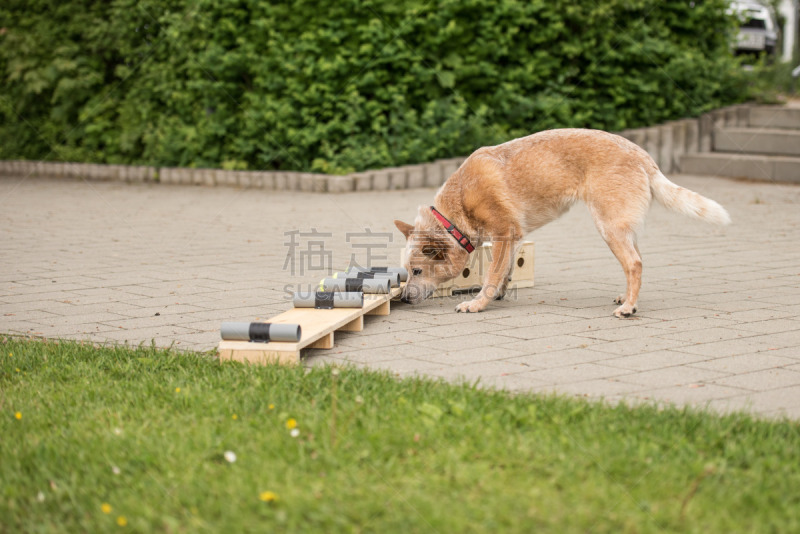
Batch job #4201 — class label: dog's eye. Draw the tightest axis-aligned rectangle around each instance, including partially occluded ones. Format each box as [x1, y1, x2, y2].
[412, 268, 422, 276]
[421, 246, 440, 258]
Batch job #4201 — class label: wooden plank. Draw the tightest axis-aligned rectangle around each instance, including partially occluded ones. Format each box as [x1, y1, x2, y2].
[218, 287, 401, 363]
[219, 345, 300, 366]
[307, 332, 334, 349]
[366, 300, 390, 316]
[338, 316, 364, 332]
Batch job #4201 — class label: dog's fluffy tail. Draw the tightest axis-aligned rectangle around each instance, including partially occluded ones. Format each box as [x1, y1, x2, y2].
[650, 171, 731, 225]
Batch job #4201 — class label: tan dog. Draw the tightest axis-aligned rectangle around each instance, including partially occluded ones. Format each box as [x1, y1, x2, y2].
[394, 128, 730, 317]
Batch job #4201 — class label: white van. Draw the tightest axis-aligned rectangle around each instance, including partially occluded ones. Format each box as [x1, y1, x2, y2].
[730, 0, 779, 55]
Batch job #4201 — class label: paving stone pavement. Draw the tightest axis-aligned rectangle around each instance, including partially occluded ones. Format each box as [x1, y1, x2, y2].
[2, 174, 800, 419]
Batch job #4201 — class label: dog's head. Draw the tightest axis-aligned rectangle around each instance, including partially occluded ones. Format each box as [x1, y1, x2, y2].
[394, 206, 470, 304]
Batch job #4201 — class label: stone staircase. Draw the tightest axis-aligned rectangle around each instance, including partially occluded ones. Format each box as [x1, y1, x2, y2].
[681, 105, 800, 183]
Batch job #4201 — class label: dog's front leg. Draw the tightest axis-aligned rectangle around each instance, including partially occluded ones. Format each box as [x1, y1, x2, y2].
[455, 237, 516, 313]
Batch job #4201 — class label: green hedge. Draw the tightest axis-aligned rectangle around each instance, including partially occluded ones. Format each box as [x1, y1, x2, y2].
[0, 0, 746, 174]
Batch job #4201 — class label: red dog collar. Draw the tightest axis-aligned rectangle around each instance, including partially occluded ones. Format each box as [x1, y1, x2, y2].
[430, 206, 475, 253]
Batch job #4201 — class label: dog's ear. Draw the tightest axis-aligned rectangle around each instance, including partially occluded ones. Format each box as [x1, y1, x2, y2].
[394, 220, 414, 239]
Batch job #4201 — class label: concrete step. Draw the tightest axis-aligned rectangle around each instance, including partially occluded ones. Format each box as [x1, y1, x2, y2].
[680, 152, 800, 183]
[748, 106, 800, 129]
[714, 127, 800, 157]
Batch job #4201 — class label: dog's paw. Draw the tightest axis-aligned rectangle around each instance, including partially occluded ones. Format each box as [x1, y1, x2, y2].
[455, 299, 486, 313]
[613, 304, 637, 318]
[613, 295, 624, 305]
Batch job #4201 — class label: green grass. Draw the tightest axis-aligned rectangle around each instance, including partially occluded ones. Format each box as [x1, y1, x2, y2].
[1, 338, 799, 533]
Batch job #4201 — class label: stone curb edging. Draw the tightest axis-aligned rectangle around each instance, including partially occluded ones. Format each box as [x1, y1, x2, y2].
[0, 104, 753, 193]
[0, 157, 467, 194]
[616, 103, 752, 175]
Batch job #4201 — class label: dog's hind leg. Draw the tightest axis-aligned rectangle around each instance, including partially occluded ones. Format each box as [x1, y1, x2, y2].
[613, 242, 641, 306]
[584, 169, 650, 317]
[586, 208, 644, 317]
[601, 229, 642, 318]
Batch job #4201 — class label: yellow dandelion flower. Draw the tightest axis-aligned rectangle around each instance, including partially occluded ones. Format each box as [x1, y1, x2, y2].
[116, 516, 127, 527]
[14, 412, 22, 420]
[175, 387, 181, 393]
[232, 414, 238, 420]
[15, 368, 20, 373]
[268, 404, 274, 410]
[286, 418, 297, 430]
[101, 503, 112, 514]
[8, 352, 12, 357]
[259, 491, 279, 503]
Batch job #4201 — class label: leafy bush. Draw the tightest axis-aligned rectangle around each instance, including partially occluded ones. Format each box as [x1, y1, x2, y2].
[0, 0, 747, 174]
[743, 60, 800, 103]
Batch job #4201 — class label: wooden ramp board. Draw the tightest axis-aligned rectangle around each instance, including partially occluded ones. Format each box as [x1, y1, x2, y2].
[219, 287, 401, 365]
[219, 241, 535, 366]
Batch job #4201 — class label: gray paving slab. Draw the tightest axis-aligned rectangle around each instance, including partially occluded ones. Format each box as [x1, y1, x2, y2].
[711, 368, 800, 390]
[653, 326, 761, 344]
[2, 174, 800, 419]
[500, 334, 601, 353]
[350, 357, 446, 377]
[616, 366, 731, 388]
[540, 378, 649, 397]
[468, 372, 553, 393]
[628, 383, 751, 405]
[506, 348, 619, 369]
[519, 363, 634, 384]
[689, 353, 797, 374]
[601, 350, 713, 371]
[409, 345, 529, 366]
[708, 385, 800, 419]
[425, 359, 532, 382]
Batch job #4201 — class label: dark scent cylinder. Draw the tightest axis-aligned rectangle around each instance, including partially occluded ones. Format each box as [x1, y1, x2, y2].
[347, 266, 408, 282]
[293, 291, 364, 308]
[332, 271, 400, 287]
[220, 322, 302, 342]
[319, 277, 391, 294]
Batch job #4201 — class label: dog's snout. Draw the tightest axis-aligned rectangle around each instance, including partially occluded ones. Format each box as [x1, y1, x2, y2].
[400, 282, 436, 305]
[412, 268, 422, 276]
